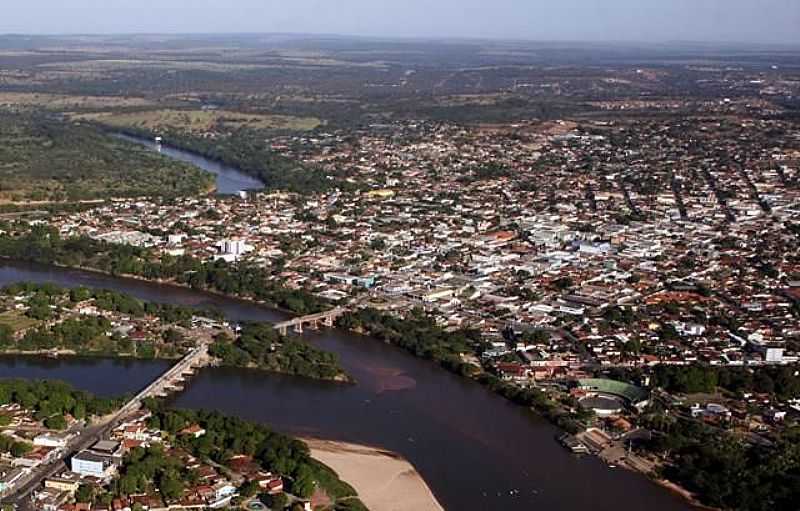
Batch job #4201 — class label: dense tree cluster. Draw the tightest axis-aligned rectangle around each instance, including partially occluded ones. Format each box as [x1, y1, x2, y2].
[115, 445, 186, 502]
[0, 434, 33, 458]
[0, 111, 214, 202]
[144, 406, 365, 509]
[113, 125, 334, 194]
[651, 364, 800, 399]
[0, 226, 329, 316]
[338, 307, 482, 377]
[210, 324, 347, 381]
[0, 379, 120, 428]
[645, 416, 800, 511]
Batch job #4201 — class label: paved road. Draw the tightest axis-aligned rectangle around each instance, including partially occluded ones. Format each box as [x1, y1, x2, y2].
[0, 344, 210, 507]
[2, 421, 113, 508]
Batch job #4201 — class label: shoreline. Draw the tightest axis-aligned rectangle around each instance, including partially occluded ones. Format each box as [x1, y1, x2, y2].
[0, 258, 705, 510]
[304, 438, 445, 511]
[654, 478, 718, 511]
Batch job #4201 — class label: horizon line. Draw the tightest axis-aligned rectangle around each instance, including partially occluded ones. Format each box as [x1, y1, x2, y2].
[1, 31, 799, 49]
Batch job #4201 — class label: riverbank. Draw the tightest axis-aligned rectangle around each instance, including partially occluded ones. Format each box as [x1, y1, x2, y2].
[0, 260, 697, 511]
[305, 438, 444, 511]
[655, 479, 718, 511]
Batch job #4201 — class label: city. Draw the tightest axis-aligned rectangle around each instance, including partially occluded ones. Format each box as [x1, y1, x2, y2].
[0, 2, 799, 511]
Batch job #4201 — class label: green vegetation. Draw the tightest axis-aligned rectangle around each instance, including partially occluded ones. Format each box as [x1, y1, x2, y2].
[339, 307, 481, 376]
[144, 406, 366, 508]
[0, 225, 330, 316]
[0, 111, 215, 202]
[112, 125, 333, 194]
[210, 324, 348, 381]
[645, 416, 800, 511]
[0, 435, 33, 458]
[75, 109, 321, 133]
[0, 282, 199, 358]
[651, 364, 800, 399]
[115, 444, 187, 503]
[0, 310, 39, 332]
[0, 379, 120, 427]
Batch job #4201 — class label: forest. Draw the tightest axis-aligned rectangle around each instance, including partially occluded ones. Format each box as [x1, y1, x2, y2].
[210, 323, 348, 381]
[0, 111, 214, 202]
[0, 379, 121, 429]
[645, 414, 800, 511]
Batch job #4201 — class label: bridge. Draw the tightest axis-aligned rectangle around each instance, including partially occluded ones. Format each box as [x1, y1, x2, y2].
[1, 344, 213, 507]
[118, 342, 212, 416]
[3, 306, 347, 504]
[273, 307, 348, 335]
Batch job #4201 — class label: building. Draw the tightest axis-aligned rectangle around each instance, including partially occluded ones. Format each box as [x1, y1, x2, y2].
[33, 432, 73, 449]
[44, 475, 81, 494]
[0, 468, 26, 495]
[70, 451, 116, 479]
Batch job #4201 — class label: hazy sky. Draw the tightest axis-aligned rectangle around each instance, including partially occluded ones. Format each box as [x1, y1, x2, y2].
[3, 0, 799, 44]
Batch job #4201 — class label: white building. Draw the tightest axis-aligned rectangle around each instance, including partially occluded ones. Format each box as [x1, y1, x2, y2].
[70, 451, 115, 479]
[33, 432, 72, 449]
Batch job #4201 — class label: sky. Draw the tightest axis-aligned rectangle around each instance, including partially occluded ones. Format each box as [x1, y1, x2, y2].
[2, 0, 799, 45]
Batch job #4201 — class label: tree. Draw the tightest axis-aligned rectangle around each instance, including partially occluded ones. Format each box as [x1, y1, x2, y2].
[69, 287, 92, 303]
[262, 492, 288, 509]
[553, 277, 574, 291]
[44, 415, 68, 430]
[291, 464, 316, 498]
[162, 328, 184, 344]
[10, 441, 32, 457]
[75, 483, 95, 503]
[0, 325, 13, 348]
[158, 470, 184, 501]
[239, 480, 260, 499]
[26, 303, 52, 321]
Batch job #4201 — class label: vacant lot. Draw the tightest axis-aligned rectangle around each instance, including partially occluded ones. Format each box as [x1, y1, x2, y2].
[75, 109, 321, 133]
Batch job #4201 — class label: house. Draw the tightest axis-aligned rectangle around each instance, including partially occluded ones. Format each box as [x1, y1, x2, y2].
[179, 424, 207, 438]
[44, 475, 81, 494]
[495, 362, 530, 382]
[34, 432, 73, 449]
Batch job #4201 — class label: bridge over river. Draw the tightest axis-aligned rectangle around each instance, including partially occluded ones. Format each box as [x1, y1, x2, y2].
[1, 343, 212, 507]
[273, 307, 348, 335]
[2, 305, 348, 506]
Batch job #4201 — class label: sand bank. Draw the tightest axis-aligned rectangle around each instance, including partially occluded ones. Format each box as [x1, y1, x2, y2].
[306, 438, 445, 511]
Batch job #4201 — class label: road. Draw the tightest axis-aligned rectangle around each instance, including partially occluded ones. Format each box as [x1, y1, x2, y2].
[2, 421, 112, 509]
[1, 343, 210, 508]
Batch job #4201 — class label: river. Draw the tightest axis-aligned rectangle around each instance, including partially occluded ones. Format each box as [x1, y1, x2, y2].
[0, 262, 691, 511]
[113, 133, 265, 195]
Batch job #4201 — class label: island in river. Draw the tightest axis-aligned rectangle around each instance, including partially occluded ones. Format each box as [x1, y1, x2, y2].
[0, 262, 693, 511]
[0, 282, 350, 383]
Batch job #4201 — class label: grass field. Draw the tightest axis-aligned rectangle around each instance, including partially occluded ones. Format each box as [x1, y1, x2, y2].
[74, 108, 321, 133]
[0, 310, 39, 333]
[0, 92, 155, 110]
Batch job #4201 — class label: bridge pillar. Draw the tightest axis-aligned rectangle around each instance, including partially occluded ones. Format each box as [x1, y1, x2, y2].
[278, 326, 288, 336]
[294, 322, 303, 334]
[324, 316, 334, 327]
